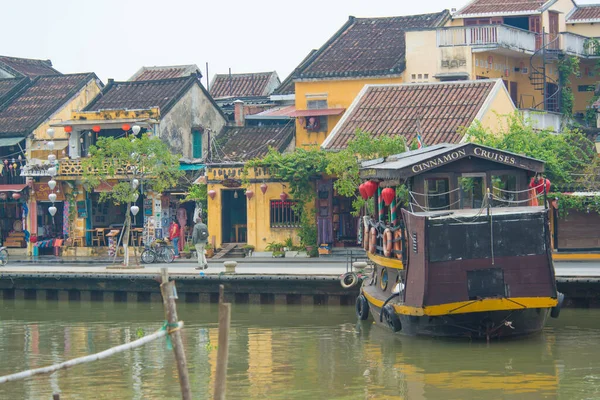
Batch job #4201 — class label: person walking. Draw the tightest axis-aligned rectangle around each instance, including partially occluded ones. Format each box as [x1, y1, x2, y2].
[168, 219, 181, 258]
[192, 217, 209, 270]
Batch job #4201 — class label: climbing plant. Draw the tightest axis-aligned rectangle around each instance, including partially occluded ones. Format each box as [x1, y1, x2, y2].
[549, 191, 600, 218]
[557, 55, 580, 116]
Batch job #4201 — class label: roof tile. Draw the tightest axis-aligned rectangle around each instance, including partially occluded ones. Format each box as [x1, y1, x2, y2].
[456, 0, 547, 16]
[324, 81, 499, 150]
[210, 72, 279, 99]
[567, 5, 600, 22]
[213, 124, 294, 162]
[130, 65, 202, 81]
[0, 56, 61, 78]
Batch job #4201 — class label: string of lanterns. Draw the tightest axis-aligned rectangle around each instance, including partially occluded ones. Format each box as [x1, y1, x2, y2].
[206, 182, 292, 202]
[46, 128, 58, 222]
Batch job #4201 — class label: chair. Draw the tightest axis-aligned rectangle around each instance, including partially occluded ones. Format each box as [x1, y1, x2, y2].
[131, 228, 143, 246]
[73, 237, 84, 247]
[91, 228, 106, 246]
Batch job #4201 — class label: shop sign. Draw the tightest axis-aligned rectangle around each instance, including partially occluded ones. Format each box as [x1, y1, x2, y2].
[34, 183, 65, 201]
[221, 179, 242, 188]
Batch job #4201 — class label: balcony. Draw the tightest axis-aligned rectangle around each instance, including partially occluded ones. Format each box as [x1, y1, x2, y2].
[561, 33, 600, 58]
[57, 159, 135, 179]
[437, 25, 537, 54]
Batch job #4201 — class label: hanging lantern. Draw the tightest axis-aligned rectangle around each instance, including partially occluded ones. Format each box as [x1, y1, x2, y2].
[132, 125, 141, 135]
[47, 128, 55, 138]
[3, 159, 7, 165]
[245, 189, 254, 200]
[48, 206, 57, 216]
[48, 167, 57, 176]
[48, 193, 57, 203]
[48, 154, 56, 163]
[12, 193, 21, 200]
[132, 192, 139, 202]
[364, 181, 378, 198]
[381, 187, 395, 206]
[18, 155, 22, 162]
[260, 183, 268, 194]
[358, 183, 368, 200]
[132, 179, 139, 189]
[47, 141, 55, 150]
[8, 164, 13, 170]
[208, 190, 216, 200]
[92, 125, 101, 133]
[130, 205, 140, 216]
[280, 192, 289, 202]
[0, 193, 6, 201]
[48, 179, 57, 190]
[64, 125, 73, 134]
[122, 123, 131, 132]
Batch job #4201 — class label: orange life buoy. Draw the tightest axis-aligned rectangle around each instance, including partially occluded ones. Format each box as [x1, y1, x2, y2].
[393, 230, 403, 259]
[369, 227, 377, 254]
[383, 229, 393, 257]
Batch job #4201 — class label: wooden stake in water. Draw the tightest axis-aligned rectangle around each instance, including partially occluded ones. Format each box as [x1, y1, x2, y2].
[160, 268, 192, 400]
[213, 284, 231, 400]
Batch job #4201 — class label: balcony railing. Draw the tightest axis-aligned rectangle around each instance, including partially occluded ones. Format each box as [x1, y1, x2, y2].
[561, 33, 600, 57]
[437, 24, 537, 53]
[57, 159, 136, 177]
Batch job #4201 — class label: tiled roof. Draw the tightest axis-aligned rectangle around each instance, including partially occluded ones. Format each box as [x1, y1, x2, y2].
[129, 65, 202, 81]
[567, 5, 600, 22]
[455, 0, 547, 16]
[323, 80, 500, 150]
[210, 72, 279, 99]
[297, 11, 450, 79]
[0, 73, 95, 137]
[273, 50, 317, 96]
[85, 76, 197, 113]
[0, 56, 61, 78]
[0, 78, 29, 104]
[213, 123, 294, 162]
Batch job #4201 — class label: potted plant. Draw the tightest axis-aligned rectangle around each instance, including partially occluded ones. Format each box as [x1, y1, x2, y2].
[242, 244, 255, 257]
[205, 242, 214, 258]
[181, 243, 193, 259]
[299, 214, 318, 254]
[283, 237, 294, 252]
[272, 250, 285, 258]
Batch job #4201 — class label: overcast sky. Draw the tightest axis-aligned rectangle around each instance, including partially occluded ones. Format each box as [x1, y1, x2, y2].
[2, 0, 599, 87]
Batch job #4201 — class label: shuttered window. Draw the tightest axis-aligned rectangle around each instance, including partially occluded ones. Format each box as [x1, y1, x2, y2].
[192, 130, 203, 158]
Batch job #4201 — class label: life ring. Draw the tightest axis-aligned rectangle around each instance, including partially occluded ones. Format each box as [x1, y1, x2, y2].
[369, 227, 377, 254]
[382, 304, 402, 332]
[340, 272, 359, 289]
[356, 294, 370, 320]
[551, 292, 565, 318]
[382, 228, 393, 257]
[393, 230, 403, 260]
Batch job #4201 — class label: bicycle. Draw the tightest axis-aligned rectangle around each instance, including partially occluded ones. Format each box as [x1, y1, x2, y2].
[0, 246, 8, 266]
[141, 240, 175, 264]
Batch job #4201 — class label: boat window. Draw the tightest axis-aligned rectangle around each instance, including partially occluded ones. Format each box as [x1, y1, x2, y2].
[459, 174, 485, 209]
[491, 174, 517, 206]
[380, 268, 388, 290]
[424, 178, 450, 210]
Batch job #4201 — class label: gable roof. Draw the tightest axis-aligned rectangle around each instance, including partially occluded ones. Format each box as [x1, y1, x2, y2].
[0, 77, 29, 105]
[129, 64, 202, 81]
[0, 56, 61, 78]
[295, 11, 450, 80]
[273, 50, 317, 96]
[323, 80, 506, 151]
[566, 4, 600, 23]
[212, 123, 294, 162]
[454, 0, 552, 17]
[210, 71, 280, 99]
[0, 73, 96, 137]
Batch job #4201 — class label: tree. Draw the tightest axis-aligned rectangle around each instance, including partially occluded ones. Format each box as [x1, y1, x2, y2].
[81, 135, 183, 267]
[466, 113, 596, 189]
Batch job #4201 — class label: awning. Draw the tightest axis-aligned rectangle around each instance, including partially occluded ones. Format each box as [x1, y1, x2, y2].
[289, 108, 345, 117]
[0, 137, 25, 148]
[180, 163, 205, 171]
[0, 184, 27, 192]
[93, 182, 115, 192]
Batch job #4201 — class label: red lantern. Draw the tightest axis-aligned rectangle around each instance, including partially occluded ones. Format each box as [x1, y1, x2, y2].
[208, 190, 216, 200]
[245, 189, 254, 200]
[381, 188, 395, 206]
[92, 125, 101, 133]
[364, 181, 378, 198]
[280, 192, 289, 202]
[260, 183, 268, 194]
[358, 183, 368, 200]
[122, 123, 131, 132]
[64, 125, 73, 133]
[12, 193, 21, 200]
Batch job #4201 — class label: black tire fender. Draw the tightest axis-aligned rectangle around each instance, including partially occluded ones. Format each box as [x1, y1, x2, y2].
[382, 304, 402, 332]
[551, 292, 565, 319]
[356, 294, 370, 320]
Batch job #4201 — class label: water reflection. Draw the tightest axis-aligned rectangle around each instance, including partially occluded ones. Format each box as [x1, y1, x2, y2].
[0, 300, 598, 399]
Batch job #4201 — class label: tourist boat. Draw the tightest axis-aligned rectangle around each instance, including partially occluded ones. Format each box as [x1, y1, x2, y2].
[351, 143, 563, 339]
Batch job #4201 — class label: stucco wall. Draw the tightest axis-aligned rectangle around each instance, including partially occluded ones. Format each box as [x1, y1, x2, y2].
[158, 83, 226, 160]
[566, 23, 600, 37]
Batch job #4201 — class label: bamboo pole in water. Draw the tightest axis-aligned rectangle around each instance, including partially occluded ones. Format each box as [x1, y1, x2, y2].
[0, 321, 183, 384]
[213, 284, 231, 400]
[160, 268, 192, 400]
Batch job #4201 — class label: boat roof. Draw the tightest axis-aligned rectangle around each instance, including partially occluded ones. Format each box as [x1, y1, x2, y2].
[410, 206, 547, 220]
[360, 142, 544, 181]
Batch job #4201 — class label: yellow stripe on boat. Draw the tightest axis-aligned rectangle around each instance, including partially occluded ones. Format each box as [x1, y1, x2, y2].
[552, 253, 600, 261]
[367, 252, 404, 269]
[362, 290, 558, 317]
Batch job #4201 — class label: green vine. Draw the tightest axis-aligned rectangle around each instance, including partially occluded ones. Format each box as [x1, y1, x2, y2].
[557, 55, 580, 116]
[550, 192, 600, 218]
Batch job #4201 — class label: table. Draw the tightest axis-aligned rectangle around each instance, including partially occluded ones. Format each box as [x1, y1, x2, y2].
[232, 224, 247, 243]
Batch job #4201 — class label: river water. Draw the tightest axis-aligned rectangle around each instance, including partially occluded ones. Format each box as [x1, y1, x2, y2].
[0, 300, 599, 400]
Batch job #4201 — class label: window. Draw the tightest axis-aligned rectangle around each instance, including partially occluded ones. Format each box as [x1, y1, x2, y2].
[578, 85, 595, 92]
[424, 178, 450, 210]
[424, 74, 429, 79]
[307, 99, 327, 110]
[192, 129, 203, 158]
[459, 174, 485, 209]
[411, 74, 416, 79]
[492, 174, 517, 206]
[304, 116, 327, 132]
[270, 200, 301, 228]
